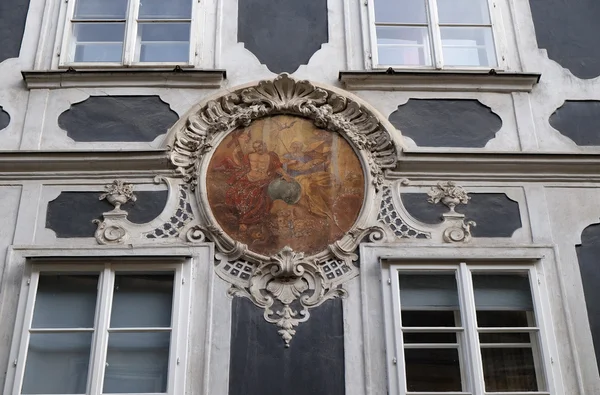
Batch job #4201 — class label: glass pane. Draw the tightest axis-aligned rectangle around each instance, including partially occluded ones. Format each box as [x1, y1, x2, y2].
[376, 26, 431, 66]
[136, 23, 190, 62]
[103, 332, 170, 393]
[441, 26, 496, 66]
[74, 0, 128, 19]
[404, 332, 457, 343]
[73, 23, 125, 62]
[22, 333, 92, 394]
[481, 347, 539, 391]
[405, 348, 462, 392]
[402, 311, 457, 327]
[477, 310, 531, 327]
[111, 274, 174, 328]
[399, 273, 459, 310]
[480, 332, 532, 343]
[32, 274, 98, 328]
[139, 0, 192, 19]
[374, 0, 427, 23]
[437, 0, 491, 24]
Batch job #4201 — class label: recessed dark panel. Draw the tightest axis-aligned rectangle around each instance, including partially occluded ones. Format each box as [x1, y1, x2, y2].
[0, 0, 30, 62]
[388, 99, 502, 148]
[46, 191, 168, 238]
[549, 101, 600, 146]
[238, 0, 328, 73]
[0, 106, 9, 131]
[530, 0, 600, 79]
[576, 223, 600, 372]
[58, 96, 178, 142]
[401, 193, 521, 237]
[229, 297, 345, 395]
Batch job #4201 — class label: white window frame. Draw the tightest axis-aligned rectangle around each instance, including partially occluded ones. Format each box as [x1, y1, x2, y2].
[1, 246, 202, 395]
[57, 0, 200, 68]
[366, 0, 508, 71]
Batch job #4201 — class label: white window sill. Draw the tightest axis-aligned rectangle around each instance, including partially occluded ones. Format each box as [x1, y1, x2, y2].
[338, 69, 541, 93]
[21, 68, 226, 89]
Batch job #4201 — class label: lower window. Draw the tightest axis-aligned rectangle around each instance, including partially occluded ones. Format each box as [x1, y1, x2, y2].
[385, 262, 551, 394]
[14, 260, 188, 395]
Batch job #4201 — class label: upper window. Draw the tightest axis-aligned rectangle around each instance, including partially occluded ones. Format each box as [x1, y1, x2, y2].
[59, 0, 195, 66]
[384, 262, 552, 394]
[12, 261, 188, 395]
[371, 0, 500, 69]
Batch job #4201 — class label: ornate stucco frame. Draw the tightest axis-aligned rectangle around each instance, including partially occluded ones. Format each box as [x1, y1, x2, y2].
[164, 74, 404, 345]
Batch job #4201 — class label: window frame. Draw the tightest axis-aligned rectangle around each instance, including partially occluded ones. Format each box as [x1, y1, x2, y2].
[7, 255, 192, 395]
[366, 0, 508, 71]
[57, 0, 200, 68]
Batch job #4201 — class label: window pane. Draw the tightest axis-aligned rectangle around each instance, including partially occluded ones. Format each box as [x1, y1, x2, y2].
[479, 332, 532, 343]
[402, 311, 457, 327]
[103, 332, 170, 393]
[441, 26, 496, 66]
[477, 310, 531, 327]
[111, 274, 174, 328]
[374, 0, 427, 24]
[138, 0, 192, 19]
[136, 23, 190, 62]
[404, 348, 462, 391]
[376, 26, 431, 66]
[73, 23, 125, 62]
[481, 347, 538, 391]
[32, 274, 98, 328]
[437, 0, 491, 24]
[22, 333, 92, 394]
[74, 0, 128, 19]
[404, 331, 457, 343]
[399, 274, 459, 309]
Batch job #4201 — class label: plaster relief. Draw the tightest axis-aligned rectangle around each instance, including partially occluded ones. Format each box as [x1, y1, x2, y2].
[58, 96, 178, 142]
[207, 115, 364, 256]
[238, 0, 328, 73]
[389, 99, 502, 148]
[530, 0, 600, 79]
[0, 106, 9, 131]
[550, 101, 600, 146]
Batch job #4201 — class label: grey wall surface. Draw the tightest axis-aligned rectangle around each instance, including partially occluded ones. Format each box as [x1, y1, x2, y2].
[229, 297, 345, 395]
[237, 0, 328, 73]
[46, 191, 168, 237]
[0, 106, 9, 131]
[388, 99, 502, 147]
[401, 193, 522, 237]
[57, 96, 179, 142]
[576, 223, 600, 371]
[529, 0, 600, 79]
[0, 0, 30, 62]
[549, 101, 600, 146]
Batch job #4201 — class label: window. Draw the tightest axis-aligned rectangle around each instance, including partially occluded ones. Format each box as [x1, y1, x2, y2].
[385, 262, 551, 394]
[12, 261, 188, 395]
[59, 0, 196, 66]
[370, 0, 500, 68]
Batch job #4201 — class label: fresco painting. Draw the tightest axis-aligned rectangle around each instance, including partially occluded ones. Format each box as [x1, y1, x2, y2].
[207, 115, 365, 256]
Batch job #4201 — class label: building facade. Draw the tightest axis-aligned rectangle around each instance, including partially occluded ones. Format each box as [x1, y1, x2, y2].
[1, 0, 600, 394]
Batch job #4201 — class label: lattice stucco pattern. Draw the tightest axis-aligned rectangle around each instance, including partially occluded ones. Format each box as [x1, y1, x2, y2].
[145, 186, 194, 239]
[378, 187, 430, 239]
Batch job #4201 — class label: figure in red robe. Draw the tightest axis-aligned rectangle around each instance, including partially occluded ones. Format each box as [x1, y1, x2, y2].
[225, 140, 289, 231]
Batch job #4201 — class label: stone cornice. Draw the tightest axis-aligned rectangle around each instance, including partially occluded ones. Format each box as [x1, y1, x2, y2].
[21, 68, 226, 89]
[339, 70, 541, 92]
[1, 150, 600, 182]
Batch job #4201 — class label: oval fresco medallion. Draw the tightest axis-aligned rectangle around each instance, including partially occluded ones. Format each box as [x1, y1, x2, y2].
[206, 115, 365, 256]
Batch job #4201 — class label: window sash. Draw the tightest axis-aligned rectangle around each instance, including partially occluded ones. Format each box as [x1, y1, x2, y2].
[389, 263, 549, 395]
[13, 262, 185, 395]
[59, 0, 196, 67]
[370, 0, 503, 70]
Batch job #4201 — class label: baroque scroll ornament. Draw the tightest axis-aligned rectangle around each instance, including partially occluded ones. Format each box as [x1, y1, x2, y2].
[168, 73, 397, 191]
